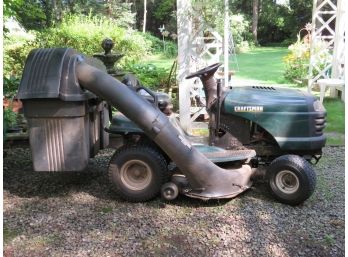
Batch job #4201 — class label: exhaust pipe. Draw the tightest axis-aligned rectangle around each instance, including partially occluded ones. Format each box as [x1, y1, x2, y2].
[76, 58, 253, 199]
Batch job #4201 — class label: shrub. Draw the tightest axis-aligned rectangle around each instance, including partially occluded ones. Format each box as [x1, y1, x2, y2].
[143, 33, 177, 57]
[36, 14, 151, 65]
[283, 36, 331, 84]
[3, 26, 38, 97]
[3, 14, 154, 97]
[230, 14, 252, 46]
[123, 63, 170, 90]
[3, 76, 21, 98]
[236, 41, 255, 54]
[162, 40, 177, 57]
[4, 108, 17, 128]
[283, 40, 311, 84]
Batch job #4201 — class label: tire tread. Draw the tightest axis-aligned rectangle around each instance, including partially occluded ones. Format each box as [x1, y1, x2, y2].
[108, 144, 168, 202]
[267, 154, 316, 205]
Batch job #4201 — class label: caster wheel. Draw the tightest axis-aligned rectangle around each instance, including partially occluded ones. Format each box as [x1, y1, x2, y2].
[161, 182, 179, 201]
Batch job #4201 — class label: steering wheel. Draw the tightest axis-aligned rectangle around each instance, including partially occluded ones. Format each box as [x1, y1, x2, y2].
[185, 63, 222, 79]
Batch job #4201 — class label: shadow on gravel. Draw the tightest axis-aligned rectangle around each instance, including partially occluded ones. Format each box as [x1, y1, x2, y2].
[3, 170, 114, 199]
[3, 147, 271, 206]
[4, 147, 345, 256]
[3, 147, 117, 201]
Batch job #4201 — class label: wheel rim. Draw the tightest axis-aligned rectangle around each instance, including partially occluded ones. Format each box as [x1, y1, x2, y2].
[164, 188, 174, 198]
[120, 160, 152, 191]
[275, 170, 299, 194]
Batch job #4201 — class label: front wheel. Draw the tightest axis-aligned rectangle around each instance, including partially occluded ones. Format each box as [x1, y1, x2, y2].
[266, 155, 316, 205]
[108, 144, 168, 202]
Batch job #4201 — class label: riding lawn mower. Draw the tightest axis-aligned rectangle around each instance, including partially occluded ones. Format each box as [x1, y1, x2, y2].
[17, 48, 326, 205]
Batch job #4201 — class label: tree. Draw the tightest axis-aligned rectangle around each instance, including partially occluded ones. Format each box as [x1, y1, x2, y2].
[252, 0, 259, 43]
[143, 0, 147, 32]
[4, 0, 46, 30]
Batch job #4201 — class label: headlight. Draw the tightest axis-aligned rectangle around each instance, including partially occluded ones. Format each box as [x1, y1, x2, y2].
[313, 100, 326, 112]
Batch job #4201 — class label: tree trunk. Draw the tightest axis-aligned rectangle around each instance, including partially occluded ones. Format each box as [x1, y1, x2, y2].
[252, 0, 259, 43]
[143, 0, 147, 33]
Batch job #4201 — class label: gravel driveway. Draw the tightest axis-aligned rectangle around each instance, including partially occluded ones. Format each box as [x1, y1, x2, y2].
[3, 146, 344, 257]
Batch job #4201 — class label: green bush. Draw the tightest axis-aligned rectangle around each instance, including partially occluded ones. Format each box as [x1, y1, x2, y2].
[143, 33, 163, 53]
[283, 40, 310, 84]
[36, 14, 151, 64]
[4, 30, 37, 76]
[143, 33, 177, 57]
[236, 41, 255, 54]
[4, 108, 18, 129]
[3, 29, 38, 97]
[283, 37, 331, 84]
[162, 40, 177, 57]
[230, 14, 253, 46]
[3, 76, 21, 98]
[3, 14, 155, 97]
[123, 63, 170, 90]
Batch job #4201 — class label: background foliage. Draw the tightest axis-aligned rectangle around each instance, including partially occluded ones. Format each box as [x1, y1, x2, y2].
[283, 36, 332, 85]
[3, 0, 314, 97]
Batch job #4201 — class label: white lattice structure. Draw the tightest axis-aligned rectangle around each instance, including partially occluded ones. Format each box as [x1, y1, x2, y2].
[191, 28, 223, 68]
[189, 26, 224, 122]
[177, 0, 233, 130]
[308, 0, 346, 100]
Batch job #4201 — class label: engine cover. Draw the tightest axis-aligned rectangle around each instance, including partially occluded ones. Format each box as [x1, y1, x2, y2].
[221, 86, 326, 151]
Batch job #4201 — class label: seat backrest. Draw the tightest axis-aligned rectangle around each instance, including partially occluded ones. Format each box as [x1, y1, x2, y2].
[121, 73, 142, 91]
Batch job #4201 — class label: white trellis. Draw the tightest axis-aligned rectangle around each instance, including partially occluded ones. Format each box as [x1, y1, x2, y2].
[177, 0, 233, 131]
[308, 0, 346, 99]
[191, 27, 223, 67]
[189, 26, 223, 122]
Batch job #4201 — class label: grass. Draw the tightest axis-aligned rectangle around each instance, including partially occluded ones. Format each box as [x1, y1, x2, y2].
[323, 234, 336, 246]
[233, 47, 292, 85]
[323, 98, 345, 134]
[143, 53, 175, 70]
[3, 227, 20, 244]
[100, 206, 113, 214]
[323, 98, 345, 145]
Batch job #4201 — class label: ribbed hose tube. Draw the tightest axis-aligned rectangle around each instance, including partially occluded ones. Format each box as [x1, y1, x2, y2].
[76, 60, 253, 199]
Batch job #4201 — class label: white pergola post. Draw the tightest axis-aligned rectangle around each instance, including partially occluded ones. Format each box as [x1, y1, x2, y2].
[331, 0, 345, 79]
[177, 0, 192, 132]
[224, 0, 229, 88]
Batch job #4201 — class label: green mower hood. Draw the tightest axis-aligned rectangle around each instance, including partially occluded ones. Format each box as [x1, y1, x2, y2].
[222, 86, 326, 150]
[223, 86, 316, 113]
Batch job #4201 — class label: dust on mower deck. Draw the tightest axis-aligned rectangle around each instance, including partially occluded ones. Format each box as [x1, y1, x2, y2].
[3, 147, 344, 257]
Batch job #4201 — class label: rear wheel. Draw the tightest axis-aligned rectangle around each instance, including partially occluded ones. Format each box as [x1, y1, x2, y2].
[108, 144, 168, 202]
[266, 155, 316, 205]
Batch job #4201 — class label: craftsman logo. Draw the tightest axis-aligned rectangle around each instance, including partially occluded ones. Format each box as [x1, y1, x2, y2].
[234, 106, 264, 112]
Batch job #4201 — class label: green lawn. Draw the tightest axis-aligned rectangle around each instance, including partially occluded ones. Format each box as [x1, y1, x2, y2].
[143, 54, 175, 70]
[324, 99, 345, 133]
[233, 47, 291, 85]
[323, 98, 345, 145]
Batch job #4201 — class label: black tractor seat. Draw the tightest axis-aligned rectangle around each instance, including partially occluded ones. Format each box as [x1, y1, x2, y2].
[122, 73, 172, 114]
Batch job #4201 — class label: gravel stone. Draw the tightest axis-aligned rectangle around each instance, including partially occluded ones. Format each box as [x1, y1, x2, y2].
[3, 146, 345, 257]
